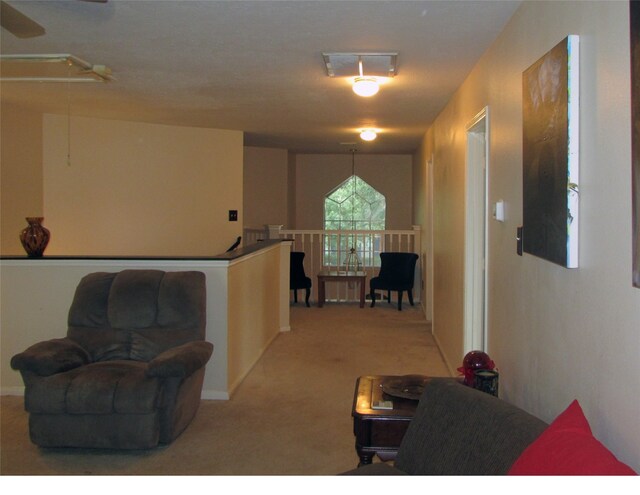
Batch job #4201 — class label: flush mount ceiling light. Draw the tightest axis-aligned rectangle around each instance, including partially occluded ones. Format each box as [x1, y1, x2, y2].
[353, 76, 378, 97]
[353, 58, 379, 97]
[322, 52, 397, 97]
[360, 129, 377, 141]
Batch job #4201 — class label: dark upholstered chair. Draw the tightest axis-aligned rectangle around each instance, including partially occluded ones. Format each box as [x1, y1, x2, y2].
[370, 252, 419, 311]
[11, 269, 213, 449]
[290, 251, 311, 307]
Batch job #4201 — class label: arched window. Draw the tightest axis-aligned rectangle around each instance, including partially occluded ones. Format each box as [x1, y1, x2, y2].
[324, 175, 386, 267]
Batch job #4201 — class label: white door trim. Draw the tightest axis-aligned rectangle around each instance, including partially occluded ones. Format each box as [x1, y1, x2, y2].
[464, 107, 490, 353]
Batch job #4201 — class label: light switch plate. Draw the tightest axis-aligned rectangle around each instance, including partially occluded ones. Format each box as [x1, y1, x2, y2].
[493, 200, 505, 222]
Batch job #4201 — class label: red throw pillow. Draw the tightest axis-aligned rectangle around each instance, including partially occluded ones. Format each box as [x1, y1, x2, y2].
[509, 400, 636, 475]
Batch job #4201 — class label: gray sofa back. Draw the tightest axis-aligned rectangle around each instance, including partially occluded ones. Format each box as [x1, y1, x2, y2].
[67, 269, 206, 363]
[394, 378, 548, 475]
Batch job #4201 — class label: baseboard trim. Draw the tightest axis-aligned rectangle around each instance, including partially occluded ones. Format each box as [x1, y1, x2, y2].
[431, 332, 457, 377]
[1, 386, 25, 396]
[200, 390, 230, 400]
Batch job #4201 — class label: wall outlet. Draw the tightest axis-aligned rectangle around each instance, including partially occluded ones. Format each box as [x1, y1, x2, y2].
[228, 210, 238, 221]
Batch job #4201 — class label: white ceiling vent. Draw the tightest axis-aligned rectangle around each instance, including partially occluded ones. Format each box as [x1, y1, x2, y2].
[322, 52, 398, 78]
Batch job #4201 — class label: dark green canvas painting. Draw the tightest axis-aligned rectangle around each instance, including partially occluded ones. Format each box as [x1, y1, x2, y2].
[522, 36, 579, 268]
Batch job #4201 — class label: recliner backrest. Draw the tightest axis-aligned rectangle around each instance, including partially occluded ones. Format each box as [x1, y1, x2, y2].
[67, 270, 206, 363]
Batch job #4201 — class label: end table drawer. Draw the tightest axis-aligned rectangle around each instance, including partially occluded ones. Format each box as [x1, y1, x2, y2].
[370, 419, 411, 447]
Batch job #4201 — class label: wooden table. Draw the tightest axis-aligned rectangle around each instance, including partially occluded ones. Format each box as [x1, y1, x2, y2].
[317, 270, 367, 308]
[351, 375, 422, 466]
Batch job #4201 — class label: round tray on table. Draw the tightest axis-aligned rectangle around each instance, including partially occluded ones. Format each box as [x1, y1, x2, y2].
[381, 375, 430, 401]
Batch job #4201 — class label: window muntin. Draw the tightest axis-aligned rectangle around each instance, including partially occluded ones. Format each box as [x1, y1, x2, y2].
[323, 175, 386, 267]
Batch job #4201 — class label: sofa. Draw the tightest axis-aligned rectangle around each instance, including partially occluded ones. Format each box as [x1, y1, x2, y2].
[11, 269, 213, 450]
[344, 378, 636, 475]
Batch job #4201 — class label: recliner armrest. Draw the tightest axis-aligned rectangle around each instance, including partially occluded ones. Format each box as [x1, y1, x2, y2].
[10, 337, 90, 376]
[146, 341, 213, 378]
[394, 378, 548, 475]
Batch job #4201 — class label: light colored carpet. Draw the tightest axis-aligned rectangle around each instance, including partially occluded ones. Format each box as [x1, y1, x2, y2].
[1, 302, 451, 476]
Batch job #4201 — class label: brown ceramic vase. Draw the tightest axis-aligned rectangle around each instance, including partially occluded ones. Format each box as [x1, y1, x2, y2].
[19, 217, 50, 257]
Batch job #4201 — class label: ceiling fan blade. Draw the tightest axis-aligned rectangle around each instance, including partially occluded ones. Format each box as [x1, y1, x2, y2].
[0, 1, 46, 38]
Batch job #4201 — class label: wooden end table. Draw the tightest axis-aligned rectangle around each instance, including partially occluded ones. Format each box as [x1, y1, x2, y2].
[317, 270, 367, 308]
[351, 375, 422, 466]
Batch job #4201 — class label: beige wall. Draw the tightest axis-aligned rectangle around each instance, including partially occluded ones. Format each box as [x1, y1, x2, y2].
[243, 146, 289, 229]
[415, 0, 640, 469]
[227, 244, 284, 393]
[294, 153, 412, 230]
[243, 151, 412, 231]
[413, 128, 434, 321]
[1, 102, 44, 254]
[40, 115, 243, 256]
[287, 151, 297, 229]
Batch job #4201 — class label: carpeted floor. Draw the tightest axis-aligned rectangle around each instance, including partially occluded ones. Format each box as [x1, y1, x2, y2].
[1, 302, 451, 477]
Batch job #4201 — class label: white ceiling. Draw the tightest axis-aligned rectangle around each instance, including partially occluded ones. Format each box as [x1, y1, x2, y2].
[0, 0, 521, 154]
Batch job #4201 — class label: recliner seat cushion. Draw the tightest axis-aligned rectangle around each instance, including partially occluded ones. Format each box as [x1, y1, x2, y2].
[25, 361, 161, 415]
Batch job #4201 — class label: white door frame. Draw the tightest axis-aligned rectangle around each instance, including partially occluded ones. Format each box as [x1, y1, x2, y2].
[464, 107, 489, 352]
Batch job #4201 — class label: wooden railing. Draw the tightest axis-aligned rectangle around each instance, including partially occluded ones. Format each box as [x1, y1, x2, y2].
[244, 225, 421, 304]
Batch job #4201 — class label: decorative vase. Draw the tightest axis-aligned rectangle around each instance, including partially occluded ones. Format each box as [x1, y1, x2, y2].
[343, 247, 362, 273]
[19, 217, 50, 257]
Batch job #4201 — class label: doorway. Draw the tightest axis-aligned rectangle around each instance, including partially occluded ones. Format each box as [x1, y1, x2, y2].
[464, 107, 489, 353]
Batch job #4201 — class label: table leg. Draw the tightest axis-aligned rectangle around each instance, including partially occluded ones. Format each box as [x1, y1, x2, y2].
[359, 277, 365, 308]
[357, 450, 374, 466]
[318, 278, 325, 307]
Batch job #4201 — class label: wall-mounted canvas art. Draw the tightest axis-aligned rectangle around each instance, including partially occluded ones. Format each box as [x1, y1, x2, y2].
[632, 1, 640, 288]
[522, 35, 579, 268]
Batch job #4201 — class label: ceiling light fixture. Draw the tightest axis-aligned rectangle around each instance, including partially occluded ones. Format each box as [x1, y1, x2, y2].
[0, 54, 113, 83]
[352, 57, 379, 97]
[360, 129, 377, 141]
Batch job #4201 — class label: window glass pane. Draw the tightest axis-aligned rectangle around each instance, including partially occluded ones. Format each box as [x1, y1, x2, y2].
[323, 175, 386, 267]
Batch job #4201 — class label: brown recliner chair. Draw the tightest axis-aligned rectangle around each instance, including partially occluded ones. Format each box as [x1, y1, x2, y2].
[11, 269, 213, 449]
